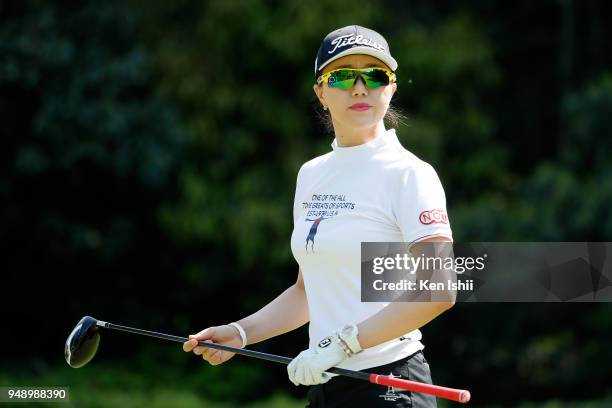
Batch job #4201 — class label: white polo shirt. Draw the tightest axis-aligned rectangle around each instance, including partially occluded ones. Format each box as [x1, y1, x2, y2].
[290, 128, 453, 372]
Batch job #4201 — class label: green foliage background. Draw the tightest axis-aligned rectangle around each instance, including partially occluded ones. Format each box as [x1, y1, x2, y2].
[2, 0, 611, 406]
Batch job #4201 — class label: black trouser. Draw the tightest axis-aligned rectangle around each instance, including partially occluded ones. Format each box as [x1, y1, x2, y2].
[305, 351, 437, 408]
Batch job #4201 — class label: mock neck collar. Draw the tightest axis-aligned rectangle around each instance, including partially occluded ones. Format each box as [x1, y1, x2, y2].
[330, 128, 398, 155]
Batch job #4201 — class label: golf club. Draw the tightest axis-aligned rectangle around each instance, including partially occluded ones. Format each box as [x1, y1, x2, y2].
[65, 316, 471, 403]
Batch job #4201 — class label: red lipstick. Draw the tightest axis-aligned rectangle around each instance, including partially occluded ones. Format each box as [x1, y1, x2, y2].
[349, 103, 371, 111]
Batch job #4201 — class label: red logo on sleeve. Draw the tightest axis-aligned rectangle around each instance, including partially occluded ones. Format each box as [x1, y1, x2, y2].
[419, 209, 449, 225]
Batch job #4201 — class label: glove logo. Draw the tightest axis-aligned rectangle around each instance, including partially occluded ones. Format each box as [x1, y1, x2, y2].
[317, 337, 332, 349]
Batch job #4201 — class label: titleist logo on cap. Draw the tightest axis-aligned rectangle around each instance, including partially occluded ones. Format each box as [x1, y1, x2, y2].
[314, 25, 397, 75]
[328, 34, 386, 55]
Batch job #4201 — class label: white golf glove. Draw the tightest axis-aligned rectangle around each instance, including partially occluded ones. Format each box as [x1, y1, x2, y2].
[287, 324, 363, 386]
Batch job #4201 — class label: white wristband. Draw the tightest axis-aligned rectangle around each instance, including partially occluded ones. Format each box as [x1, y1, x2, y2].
[228, 322, 247, 349]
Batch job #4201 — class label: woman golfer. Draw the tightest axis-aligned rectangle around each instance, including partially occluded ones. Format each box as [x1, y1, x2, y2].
[184, 25, 454, 407]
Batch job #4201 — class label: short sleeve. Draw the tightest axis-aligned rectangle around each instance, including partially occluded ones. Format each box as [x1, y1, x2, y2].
[393, 162, 453, 243]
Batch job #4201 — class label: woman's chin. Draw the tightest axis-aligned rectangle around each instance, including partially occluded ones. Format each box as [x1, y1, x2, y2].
[337, 114, 380, 129]
[348, 120, 382, 131]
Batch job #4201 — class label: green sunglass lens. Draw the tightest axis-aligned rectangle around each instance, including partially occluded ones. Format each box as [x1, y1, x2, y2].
[326, 69, 391, 89]
[363, 69, 389, 88]
[328, 70, 358, 90]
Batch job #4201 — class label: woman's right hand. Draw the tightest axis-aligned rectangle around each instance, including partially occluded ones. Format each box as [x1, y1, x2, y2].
[183, 325, 244, 366]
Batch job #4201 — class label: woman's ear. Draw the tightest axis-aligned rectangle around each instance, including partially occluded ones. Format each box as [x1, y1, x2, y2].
[313, 84, 325, 107]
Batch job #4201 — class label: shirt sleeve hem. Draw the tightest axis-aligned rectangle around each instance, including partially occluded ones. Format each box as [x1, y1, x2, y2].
[402, 226, 453, 245]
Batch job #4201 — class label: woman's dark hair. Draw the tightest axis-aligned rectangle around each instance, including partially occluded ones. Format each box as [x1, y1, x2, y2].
[312, 87, 407, 134]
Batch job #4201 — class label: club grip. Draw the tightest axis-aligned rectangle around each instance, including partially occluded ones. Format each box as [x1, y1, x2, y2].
[369, 374, 471, 403]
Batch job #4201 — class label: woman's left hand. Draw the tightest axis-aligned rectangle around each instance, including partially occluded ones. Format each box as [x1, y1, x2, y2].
[287, 336, 347, 386]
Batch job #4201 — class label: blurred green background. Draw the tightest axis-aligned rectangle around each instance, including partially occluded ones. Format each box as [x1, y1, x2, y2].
[1, 0, 612, 407]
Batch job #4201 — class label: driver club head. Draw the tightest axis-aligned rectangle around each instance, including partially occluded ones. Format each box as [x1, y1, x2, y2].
[65, 316, 101, 368]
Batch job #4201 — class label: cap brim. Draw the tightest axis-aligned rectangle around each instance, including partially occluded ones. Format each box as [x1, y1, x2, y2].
[317, 46, 398, 74]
